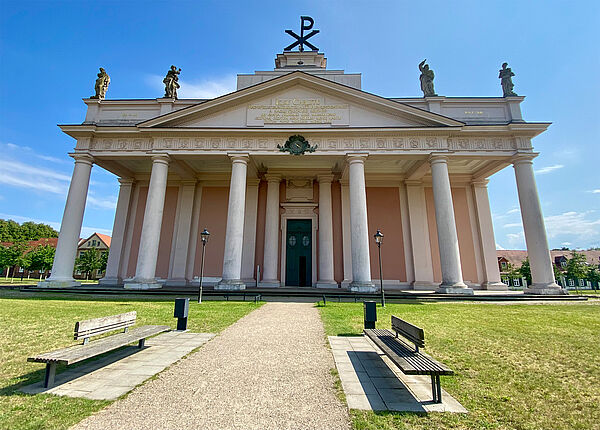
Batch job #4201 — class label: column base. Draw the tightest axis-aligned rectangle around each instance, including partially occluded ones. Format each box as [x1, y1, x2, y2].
[124, 279, 163, 290]
[98, 277, 122, 287]
[525, 283, 567, 295]
[411, 281, 438, 291]
[349, 281, 377, 293]
[316, 280, 338, 289]
[215, 279, 246, 291]
[37, 279, 81, 288]
[164, 278, 190, 287]
[481, 281, 509, 291]
[436, 282, 474, 295]
[258, 280, 280, 288]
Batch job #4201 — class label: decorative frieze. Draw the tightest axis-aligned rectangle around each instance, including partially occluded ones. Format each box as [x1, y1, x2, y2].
[84, 135, 516, 152]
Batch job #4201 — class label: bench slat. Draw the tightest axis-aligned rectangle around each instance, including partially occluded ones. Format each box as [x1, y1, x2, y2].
[29, 325, 169, 365]
[74, 311, 137, 340]
[365, 329, 453, 375]
[391, 315, 425, 348]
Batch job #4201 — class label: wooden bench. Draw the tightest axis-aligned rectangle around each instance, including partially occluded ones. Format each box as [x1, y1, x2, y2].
[28, 311, 169, 388]
[364, 315, 453, 403]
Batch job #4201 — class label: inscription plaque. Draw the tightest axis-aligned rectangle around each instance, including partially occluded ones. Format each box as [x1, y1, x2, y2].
[247, 98, 349, 126]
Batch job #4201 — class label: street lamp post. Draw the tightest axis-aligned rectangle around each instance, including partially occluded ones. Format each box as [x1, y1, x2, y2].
[197, 228, 210, 304]
[374, 229, 385, 307]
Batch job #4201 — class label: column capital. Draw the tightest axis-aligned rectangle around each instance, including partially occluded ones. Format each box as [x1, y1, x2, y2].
[317, 174, 335, 183]
[264, 173, 282, 183]
[404, 179, 423, 187]
[429, 153, 450, 165]
[118, 177, 135, 186]
[228, 152, 250, 164]
[247, 178, 261, 187]
[151, 153, 170, 165]
[511, 151, 538, 166]
[70, 152, 94, 165]
[471, 179, 489, 188]
[346, 152, 369, 165]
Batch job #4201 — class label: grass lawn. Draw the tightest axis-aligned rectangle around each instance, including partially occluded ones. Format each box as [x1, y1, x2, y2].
[319, 301, 600, 430]
[0, 278, 99, 286]
[0, 290, 261, 430]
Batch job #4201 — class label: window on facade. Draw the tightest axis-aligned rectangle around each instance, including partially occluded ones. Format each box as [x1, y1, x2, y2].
[579, 279, 584, 287]
[513, 279, 520, 286]
[501, 262, 507, 269]
[561, 261, 567, 268]
[569, 279, 575, 287]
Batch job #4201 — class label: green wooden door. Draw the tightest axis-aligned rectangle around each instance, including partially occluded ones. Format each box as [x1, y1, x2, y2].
[285, 219, 312, 287]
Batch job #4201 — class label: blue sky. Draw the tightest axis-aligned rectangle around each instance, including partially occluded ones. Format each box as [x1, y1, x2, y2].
[1, 0, 599, 249]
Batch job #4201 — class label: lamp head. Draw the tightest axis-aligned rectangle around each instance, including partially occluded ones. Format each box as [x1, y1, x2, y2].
[201, 228, 210, 243]
[374, 229, 384, 244]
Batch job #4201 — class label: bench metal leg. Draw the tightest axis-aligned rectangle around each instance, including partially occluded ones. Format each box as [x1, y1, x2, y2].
[431, 374, 442, 403]
[44, 362, 56, 388]
[138, 338, 145, 348]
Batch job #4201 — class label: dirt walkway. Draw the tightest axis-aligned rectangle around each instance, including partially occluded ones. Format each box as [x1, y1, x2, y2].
[72, 302, 350, 430]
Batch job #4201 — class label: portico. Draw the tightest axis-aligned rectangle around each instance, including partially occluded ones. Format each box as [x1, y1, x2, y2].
[40, 47, 564, 295]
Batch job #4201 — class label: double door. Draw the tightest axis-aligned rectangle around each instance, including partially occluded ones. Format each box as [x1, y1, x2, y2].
[285, 219, 312, 287]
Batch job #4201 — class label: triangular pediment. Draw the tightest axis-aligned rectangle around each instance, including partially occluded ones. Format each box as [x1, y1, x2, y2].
[138, 72, 463, 129]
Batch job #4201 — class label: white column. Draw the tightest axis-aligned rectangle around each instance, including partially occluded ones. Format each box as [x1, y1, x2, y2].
[260, 174, 281, 287]
[347, 154, 375, 292]
[125, 154, 169, 289]
[405, 180, 435, 289]
[429, 154, 473, 294]
[216, 153, 249, 290]
[185, 184, 203, 280]
[241, 179, 259, 285]
[39, 153, 93, 288]
[99, 178, 134, 286]
[168, 180, 197, 286]
[513, 154, 564, 294]
[472, 181, 508, 290]
[317, 174, 337, 288]
[398, 182, 415, 285]
[340, 180, 352, 288]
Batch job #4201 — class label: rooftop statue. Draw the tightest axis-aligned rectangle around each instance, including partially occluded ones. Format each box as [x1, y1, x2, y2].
[91, 67, 110, 99]
[163, 65, 181, 99]
[418, 59, 437, 97]
[499, 62, 517, 97]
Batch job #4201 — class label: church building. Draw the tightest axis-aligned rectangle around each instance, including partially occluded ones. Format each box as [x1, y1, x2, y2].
[40, 20, 564, 295]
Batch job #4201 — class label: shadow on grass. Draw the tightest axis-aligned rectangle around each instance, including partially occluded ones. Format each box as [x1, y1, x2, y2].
[1, 345, 145, 397]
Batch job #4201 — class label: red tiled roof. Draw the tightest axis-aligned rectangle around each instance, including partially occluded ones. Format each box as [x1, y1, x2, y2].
[0, 237, 58, 249]
[96, 233, 112, 247]
[497, 250, 600, 268]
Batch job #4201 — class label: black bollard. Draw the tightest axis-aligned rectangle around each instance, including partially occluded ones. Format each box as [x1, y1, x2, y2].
[363, 301, 377, 329]
[174, 298, 189, 331]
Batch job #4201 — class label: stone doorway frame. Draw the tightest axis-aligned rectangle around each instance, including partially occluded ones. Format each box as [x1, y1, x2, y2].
[280, 203, 318, 287]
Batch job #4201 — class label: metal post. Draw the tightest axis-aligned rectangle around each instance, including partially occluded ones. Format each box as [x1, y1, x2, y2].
[378, 242, 385, 307]
[197, 241, 207, 303]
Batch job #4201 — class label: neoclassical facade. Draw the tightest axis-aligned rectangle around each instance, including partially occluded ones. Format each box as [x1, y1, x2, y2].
[40, 49, 564, 295]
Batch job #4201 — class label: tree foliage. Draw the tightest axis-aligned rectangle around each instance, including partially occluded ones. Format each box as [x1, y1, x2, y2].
[587, 266, 600, 289]
[0, 219, 58, 242]
[518, 258, 532, 285]
[566, 251, 588, 281]
[0, 243, 27, 276]
[75, 249, 102, 279]
[28, 245, 55, 274]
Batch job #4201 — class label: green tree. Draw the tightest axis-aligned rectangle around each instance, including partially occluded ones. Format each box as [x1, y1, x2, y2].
[518, 258, 532, 285]
[0, 219, 58, 242]
[75, 249, 101, 280]
[587, 266, 600, 290]
[28, 245, 56, 280]
[0, 242, 27, 279]
[566, 251, 588, 293]
[99, 251, 108, 274]
[552, 263, 562, 282]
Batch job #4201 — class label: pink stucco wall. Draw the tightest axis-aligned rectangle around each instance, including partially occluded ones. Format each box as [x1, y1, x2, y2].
[126, 186, 148, 278]
[425, 187, 478, 283]
[254, 180, 267, 280]
[193, 187, 229, 277]
[366, 187, 406, 282]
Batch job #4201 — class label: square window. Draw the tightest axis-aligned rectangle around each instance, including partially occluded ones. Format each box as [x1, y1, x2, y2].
[501, 262, 507, 269]
[579, 279, 584, 287]
[513, 279, 520, 286]
[569, 279, 575, 287]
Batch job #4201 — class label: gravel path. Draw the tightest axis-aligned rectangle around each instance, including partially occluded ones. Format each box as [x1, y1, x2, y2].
[72, 302, 350, 430]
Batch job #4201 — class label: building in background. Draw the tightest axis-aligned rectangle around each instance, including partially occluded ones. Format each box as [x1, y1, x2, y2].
[74, 233, 111, 280]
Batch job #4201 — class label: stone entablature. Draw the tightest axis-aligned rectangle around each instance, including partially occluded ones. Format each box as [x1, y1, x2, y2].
[78, 135, 530, 153]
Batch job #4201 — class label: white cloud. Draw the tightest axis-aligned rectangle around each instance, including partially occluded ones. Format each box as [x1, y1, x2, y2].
[0, 142, 71, 165]
[507, 208, 520, 214]
[589, 189, 600, 194]
[506, 232, 525, 248]
[87, 195, 117, 210]
[534, 164, 564, 175]
[496, 243, 505, 250]
[503, 221, 523, 228]
[544, 211, 600, 240]
[145, 74, 237, 99]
